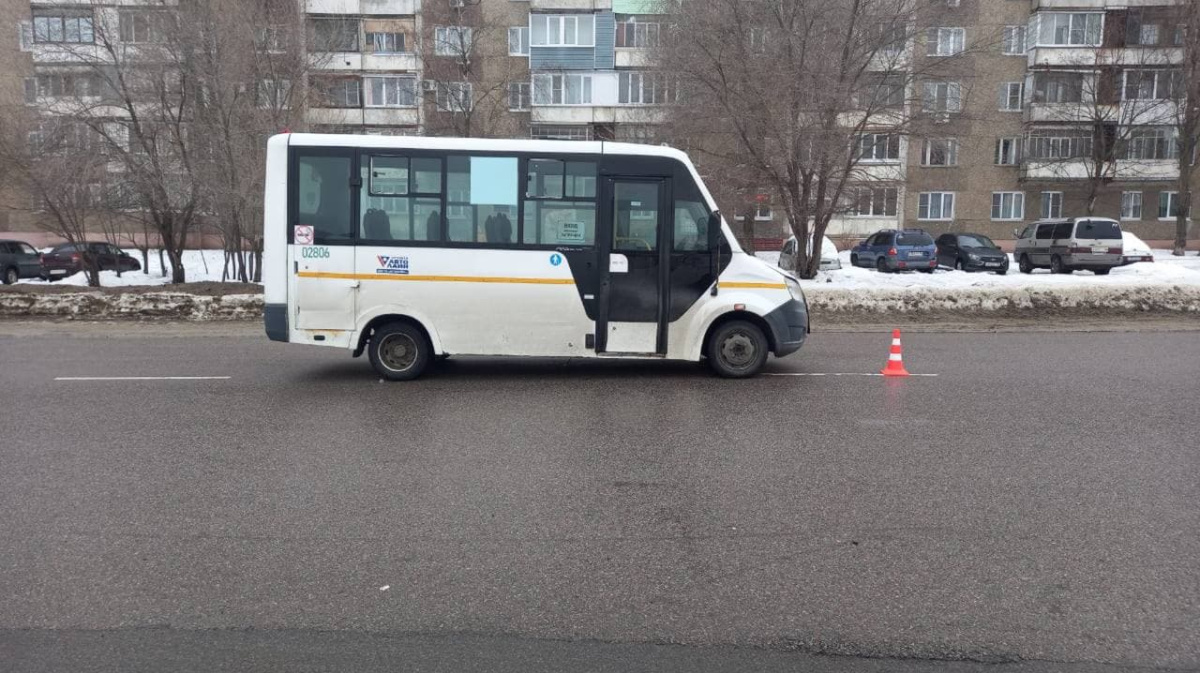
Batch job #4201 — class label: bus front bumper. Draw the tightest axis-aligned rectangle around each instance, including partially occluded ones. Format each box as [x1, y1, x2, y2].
[764, 297, 809, 357]
[265, 303, 289, 342]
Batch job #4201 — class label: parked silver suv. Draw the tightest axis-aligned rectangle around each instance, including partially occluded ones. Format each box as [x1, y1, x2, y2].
[1014, 218, 1123, 275]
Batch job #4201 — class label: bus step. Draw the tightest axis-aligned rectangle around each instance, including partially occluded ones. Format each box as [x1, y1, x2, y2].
[597, 352, 667, 358]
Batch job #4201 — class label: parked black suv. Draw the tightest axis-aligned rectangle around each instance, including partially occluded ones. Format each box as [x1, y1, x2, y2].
[935, 233, 1010, 275]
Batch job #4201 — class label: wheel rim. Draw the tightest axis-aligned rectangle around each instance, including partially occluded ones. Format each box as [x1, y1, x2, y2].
[955, 260, 963, 270]
[378, 333, 418, 372]
[1052, 257, 1062, 273]
[720, 330, 757, 370]
[5, 269, 16, 283]
[1020, 256, 1030, 272]
[877, 259, 885, 271]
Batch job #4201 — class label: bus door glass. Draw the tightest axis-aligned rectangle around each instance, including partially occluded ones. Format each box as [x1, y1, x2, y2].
[598, 177, 671, 354]
[291, 148, 357, 330]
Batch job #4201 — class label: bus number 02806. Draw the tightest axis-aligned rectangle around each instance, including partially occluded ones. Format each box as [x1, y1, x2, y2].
[300, 246, 330, 259]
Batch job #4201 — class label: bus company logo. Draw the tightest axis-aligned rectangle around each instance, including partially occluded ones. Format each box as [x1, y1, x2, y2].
[376, 255, 410, 275]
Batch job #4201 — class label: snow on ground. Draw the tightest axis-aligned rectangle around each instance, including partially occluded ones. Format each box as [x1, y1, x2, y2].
[757, 249, 1200, 290]
[17, 249, 246, 287]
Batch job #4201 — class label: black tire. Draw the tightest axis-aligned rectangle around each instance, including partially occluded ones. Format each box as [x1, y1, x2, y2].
[1018, 255, 1033, 274]
[996, 269, 1007, 276]
[1094, 267, 1111, 276]
[1051, 255, 1069, 274]
[2, 267, 17, 285]
[919, 268, 934, 274]
[954, 258, 964, 271]
[706, 320, 769, 379]
[850, 254, 859, 267]
[368, 322, 431, 381]
[876, 257, 889, 273]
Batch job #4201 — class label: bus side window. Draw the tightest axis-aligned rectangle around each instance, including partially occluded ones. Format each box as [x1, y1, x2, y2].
[522, 159, 597, 246]
[673, 200, 708, 252]
[297, 154, 353, 243]
[361, 155, 442, 242]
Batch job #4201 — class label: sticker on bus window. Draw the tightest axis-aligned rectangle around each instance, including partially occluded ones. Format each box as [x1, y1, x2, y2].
[294, 225, 314, 246]
[558, 222, 584, 243]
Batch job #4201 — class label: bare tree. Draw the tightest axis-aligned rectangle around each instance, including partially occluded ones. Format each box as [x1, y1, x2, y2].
[183, 0, 308, 282]
[1169, 1, 1200, 256]
[420, 0, 527, 138]
[0, 114, 113, 287]
[658, 0, 975, 278]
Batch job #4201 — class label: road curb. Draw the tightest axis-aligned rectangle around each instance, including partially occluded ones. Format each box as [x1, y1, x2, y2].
[0, 292, 263, 321]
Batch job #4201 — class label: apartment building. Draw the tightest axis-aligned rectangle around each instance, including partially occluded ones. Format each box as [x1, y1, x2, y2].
[821, 0, 1193, 243]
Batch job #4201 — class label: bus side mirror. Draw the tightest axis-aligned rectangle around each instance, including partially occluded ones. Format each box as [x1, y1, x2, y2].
[707, 211, 722, 251]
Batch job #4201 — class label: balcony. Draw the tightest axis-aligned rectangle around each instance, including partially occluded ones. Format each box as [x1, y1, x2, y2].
[307, 107, 419, 126]
[531, 0, 612, 10]
[310, 52, 363, 71]
[1026, 102, 1115, 123]
[1020, 159, 1179, 181]
[305, 0, 418, 15]
[30, 43, 107, 64]
[614, 48, 649, 68]
[362, 52, 418, 71]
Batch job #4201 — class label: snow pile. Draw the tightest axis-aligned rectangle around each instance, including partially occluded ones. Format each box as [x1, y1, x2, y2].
[18, 249, 247, 287]
[0, 291, 263, 320]
[807, 284, 1200, 316]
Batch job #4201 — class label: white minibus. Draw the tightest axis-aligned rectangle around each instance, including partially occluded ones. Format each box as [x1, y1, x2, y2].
[263, 134, 808, 379]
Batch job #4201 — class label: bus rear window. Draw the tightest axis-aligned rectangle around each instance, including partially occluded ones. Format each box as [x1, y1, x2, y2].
[297, 153, 353, 241]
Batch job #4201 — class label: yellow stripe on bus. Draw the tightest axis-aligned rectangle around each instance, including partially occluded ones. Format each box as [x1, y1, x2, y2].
[296, 271, 576, 285]
[720, 281, 787, 290]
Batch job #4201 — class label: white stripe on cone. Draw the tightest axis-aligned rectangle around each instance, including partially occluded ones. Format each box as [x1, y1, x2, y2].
[892, 339, 902, 346]
[889, 353, 903, 361]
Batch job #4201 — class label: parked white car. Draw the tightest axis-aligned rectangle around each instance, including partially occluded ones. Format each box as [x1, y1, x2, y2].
[1120, 231, 1154, 266]
[779, 235, 841, 272]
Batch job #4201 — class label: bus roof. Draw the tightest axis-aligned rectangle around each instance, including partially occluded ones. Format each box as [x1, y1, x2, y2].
[277, 133, 692, 163]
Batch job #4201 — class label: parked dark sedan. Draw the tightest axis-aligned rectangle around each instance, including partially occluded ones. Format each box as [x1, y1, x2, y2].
[935, 233, 1009, 274]
[40, 242, 141, 280]
[0, 239, 43, 284]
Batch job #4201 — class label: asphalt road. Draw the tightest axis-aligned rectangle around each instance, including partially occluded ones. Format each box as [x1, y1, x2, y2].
[1, 322, 1198, 672]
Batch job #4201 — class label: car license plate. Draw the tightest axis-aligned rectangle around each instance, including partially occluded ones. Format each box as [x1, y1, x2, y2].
[985, 262, 1002, 267]
[1091, 246, 1106, 254]
[908, 252, 925, 258]
[50, 269, 67, 275]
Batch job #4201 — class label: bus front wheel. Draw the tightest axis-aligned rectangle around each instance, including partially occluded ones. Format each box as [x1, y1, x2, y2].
[369, 322, 431, 381]
[706, 320, 769, 379]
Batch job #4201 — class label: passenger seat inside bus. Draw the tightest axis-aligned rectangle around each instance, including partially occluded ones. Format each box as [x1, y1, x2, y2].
[363, 208, 391, 240]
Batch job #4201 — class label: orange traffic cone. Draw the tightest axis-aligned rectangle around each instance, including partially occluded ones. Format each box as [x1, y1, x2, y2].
[881, 329, 910, 377]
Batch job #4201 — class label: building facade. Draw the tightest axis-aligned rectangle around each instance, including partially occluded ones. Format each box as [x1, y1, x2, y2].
[3, 0, 1196, 246]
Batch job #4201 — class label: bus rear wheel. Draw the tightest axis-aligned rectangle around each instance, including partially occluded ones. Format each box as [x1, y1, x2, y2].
[707, 320, 769, 378]
[369, 322, 431, 381]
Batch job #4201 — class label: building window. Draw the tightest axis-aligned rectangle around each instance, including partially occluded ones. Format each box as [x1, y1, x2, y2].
[616, 17, 660, 48]
[926, 27, 965, 56]
[1126, 127, 1178, 160]
[533, 74, 592, 105]
[1002, 26, 1026, 55]
[921, 138, 959, 166]
[849, 187, 899, 217]
[435, 26, 473, 56]
[530, 14, 595, 48]
[1027, 134, 1092, 159]
[509, 82, 530, 111]
[619, 72, 674, 105]
[530, 125, 593, 141]
[119, 11, 171, 44]
[437, 82, 473, 112]
[1124, 70, 1181, 100]
[918, 192, 955, 220]
[1033, 72, 1084, 104]
[996, 137, 1021, 165]
[364, 76, 417, 108]
[256, 79, 291, 108]
[1040, 191, 1063, 218]
[310, 18, 359, 52]
[992, 192, 1025, 221]
[1121, 192, 1143, 220]
[313, 77, 361, 108]
[855, 133, 901, 162]
[1159, 191, 1184, 219]
[256, 26, 288, 52]
[33, 13, 94, 44]
[508, 26, 529, 55]
[366, 32, 405, 53]
[1034, 12, 1103, 47]
[30, 73, 103, 100]
[922, 81, 962, 113]
[1000, 82, 1024, 111]
[863, 76, 906, 108]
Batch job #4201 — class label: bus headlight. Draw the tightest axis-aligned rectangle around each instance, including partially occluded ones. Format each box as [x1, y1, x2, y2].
[784, 277, 804, 302]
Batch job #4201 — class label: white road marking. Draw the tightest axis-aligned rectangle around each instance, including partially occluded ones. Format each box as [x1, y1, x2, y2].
[54, 376, 231, 381]
[763, 372, 939, 377]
